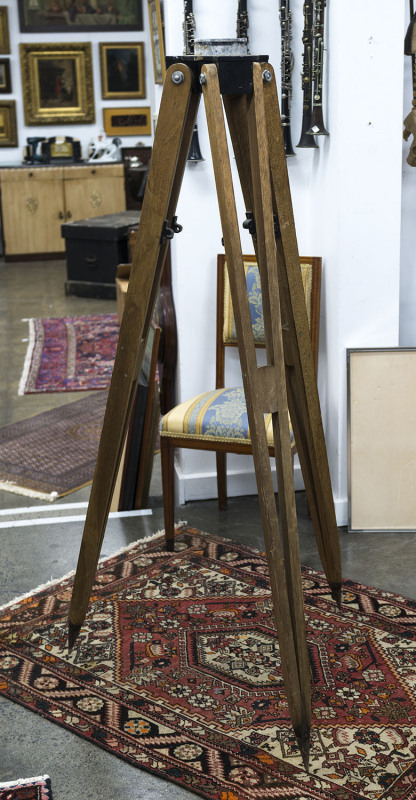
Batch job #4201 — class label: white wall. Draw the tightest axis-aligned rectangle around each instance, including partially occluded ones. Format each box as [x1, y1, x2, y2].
[4, 1, 410, 527]
[0, 1, 155, 161]
[162, 0, 405, 526]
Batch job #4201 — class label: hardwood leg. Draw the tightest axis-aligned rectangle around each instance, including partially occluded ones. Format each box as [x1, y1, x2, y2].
[68, 66, 199, 647]
[160, 436, 175, 551]
[202, 62, 310, 766]
[216, 451, 228, 510]
[262, 63, 342, 605]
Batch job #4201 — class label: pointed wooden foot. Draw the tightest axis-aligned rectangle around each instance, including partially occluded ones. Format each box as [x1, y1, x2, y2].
[68, 622, 81, 652]
[295, 726, 311, 773]
[330, 582, 342, 609]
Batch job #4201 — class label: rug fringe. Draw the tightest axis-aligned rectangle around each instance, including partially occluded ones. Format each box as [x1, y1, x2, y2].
[0, 527, 186, 613]
[18, 318, 35, 396]
[0, 775, 51, 790]
[0, 481, 58, 502]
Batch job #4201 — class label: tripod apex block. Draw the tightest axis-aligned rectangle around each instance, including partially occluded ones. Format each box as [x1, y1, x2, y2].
[166, 55, 269, 96]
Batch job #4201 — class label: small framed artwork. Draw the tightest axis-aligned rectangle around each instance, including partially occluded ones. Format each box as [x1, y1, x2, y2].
[0, 100, 17, 146]
[347, 347, 416, 532]
[20, 42, 95, 125]
[0, 58, 11, 93]
[18, 1, 143, 33]
[0, 7, 10, 54]
[103, 106, 151, 136]
[148, 0, 166, 85]
[100, 43, 145, 100]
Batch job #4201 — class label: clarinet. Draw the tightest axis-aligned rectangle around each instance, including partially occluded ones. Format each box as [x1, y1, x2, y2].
[236, 0, 249, 44]
[297, 0, 318, 147]
[307, 0, 329, 135]
[279, 0, 296, 156]
[183, 0, 196, 55]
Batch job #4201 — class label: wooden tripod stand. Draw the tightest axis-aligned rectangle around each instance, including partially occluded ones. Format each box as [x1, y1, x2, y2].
[68, 54, 342, 770]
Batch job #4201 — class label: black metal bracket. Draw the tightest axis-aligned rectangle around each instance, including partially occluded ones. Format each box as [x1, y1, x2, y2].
[242, 211, 257, 241]
[160, 216, 183, 244]
[166, 54, 269, 96]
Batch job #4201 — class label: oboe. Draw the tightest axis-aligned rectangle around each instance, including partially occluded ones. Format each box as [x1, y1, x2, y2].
[307, 0, 329, 135]
[236, 0, 249, 43]
[183, 0, 196, 55]
[279, 0, 296, 156]
[297, 0, 318, 147]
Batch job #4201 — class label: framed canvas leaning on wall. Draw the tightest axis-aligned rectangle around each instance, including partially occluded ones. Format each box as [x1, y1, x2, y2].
[347, 347, 416, 532]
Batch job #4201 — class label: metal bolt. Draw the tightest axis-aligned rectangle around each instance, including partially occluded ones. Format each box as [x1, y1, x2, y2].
[199, 73, 207, 86]
[172, 70, 185, 85]
[262, 69, 272, 83]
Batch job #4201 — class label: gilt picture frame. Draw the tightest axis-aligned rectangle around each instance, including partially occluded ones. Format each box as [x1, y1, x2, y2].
[148, 0, 165, 85]
[0, 100, 17, 146]
[103, 106, 151, 136]
[0, 58, 11, 93]
[0, 7, 10, 54]
[100, 42, 145, 100]
[20, 42, 95, 126]
[17, 1, 143, 34]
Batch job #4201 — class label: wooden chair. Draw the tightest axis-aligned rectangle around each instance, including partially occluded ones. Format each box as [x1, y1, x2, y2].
[160, 254, 322, 548]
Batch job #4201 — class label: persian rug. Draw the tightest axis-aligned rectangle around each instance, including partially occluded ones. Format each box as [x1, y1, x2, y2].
[0, 775, 53, 800]
[19, 314, 119, 395]
[1, 527, 416, 800]
[0, 392, 107, 500]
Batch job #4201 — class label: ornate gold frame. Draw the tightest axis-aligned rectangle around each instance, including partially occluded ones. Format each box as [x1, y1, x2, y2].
[20, 42, 95, 126]
[148, 0, 166, 85]
[0, 7, 10, 55]
[103, 106, 151, 137]
[100, 42, 146, 100]
[0, 99, 17, 146]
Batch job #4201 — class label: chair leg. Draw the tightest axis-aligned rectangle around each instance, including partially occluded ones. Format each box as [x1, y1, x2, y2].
[160, 436, 175, 551]
[216, 451, 228, 510]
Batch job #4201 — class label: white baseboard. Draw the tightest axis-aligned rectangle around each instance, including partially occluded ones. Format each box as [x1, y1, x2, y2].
[175, 459, 349, 528]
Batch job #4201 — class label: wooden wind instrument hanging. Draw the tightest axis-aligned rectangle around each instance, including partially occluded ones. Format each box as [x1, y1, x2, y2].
[298, 0, 318, 148]
[279, 0, 296, 156]
[307, 0, 329, 136]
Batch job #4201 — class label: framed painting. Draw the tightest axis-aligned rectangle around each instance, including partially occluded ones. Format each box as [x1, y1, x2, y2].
[0, 100, 17, 146]
[0, 7, 9, 54]
[100, 42, 145, 100]
[20, 42, 95, 125]
[103, 106, 151, 136]
[0, 58, 11, 93]
[148, 0, 165, 84]
[347, 347, 416, 532]
[18, 1, 143, 33]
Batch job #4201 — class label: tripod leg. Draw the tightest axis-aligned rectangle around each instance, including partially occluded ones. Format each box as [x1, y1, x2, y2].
[262, 64, 342, 604]
[68, 64, 199, 647]
[247, 60, 311, 756]
[201, 62, 311, 766]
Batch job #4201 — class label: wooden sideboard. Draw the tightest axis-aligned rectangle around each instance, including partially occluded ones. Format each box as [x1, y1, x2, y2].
[0, 163, 126, 259]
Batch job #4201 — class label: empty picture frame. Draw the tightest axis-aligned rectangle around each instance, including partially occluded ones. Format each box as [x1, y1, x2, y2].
[347, 347, 416, 532]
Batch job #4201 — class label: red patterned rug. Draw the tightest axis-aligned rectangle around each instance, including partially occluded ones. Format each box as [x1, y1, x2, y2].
[19, 314, 119, 394]
[0, 775, 53, 800]
[0, 393, 107, 500]
[1, 527, 416, 800]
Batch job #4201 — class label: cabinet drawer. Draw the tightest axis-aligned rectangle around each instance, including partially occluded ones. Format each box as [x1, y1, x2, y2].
[0, 167, 64, 183]
[63, 164, 124, 181]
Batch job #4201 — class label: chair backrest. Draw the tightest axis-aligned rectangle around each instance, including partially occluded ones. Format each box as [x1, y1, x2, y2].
[216, 254, 322, 388]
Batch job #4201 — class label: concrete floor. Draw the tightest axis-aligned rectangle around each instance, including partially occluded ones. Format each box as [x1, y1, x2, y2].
[0, 257, 415, 799]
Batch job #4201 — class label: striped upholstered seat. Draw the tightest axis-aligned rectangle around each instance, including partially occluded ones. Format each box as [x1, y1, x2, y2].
[161, 386, 293, 446]
[161, 257, 315, 446]
[160, 254, 322, 540]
